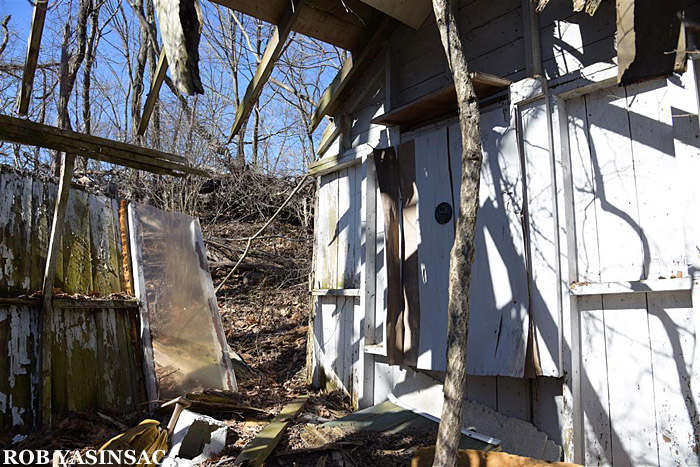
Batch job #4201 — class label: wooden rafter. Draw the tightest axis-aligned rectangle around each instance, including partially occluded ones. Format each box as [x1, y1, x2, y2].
[0, 114, 210, 177]
[17, 0, 48, 117]
[309, 18, 394, 132]
[226, 0, 304, 143]
[137, 52, 169, 136]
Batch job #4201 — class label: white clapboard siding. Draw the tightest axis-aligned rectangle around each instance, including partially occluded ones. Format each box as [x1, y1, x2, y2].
[415, 126, 454, 370]
[520, 98, 561, 377]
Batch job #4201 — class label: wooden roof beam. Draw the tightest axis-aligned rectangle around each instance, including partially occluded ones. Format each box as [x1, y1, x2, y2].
[17, 0, 48, 117]
[226, 0, 304, 143]
[309, 17, 394, 132]
[0, 114, 210, 177]
[137, 51, 168, 136]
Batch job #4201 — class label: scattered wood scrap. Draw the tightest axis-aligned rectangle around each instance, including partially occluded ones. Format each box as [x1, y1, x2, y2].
[234, 395, 309, 466]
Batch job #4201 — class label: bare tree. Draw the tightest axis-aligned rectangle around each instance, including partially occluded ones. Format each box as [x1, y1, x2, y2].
[431, 0, 484, 466]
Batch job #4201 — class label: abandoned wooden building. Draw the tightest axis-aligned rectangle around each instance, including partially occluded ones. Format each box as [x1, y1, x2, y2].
[2, 0, 700, 465]
[273, 0, 696, 465]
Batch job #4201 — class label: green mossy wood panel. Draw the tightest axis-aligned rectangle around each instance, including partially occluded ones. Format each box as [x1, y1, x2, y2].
[0, 170, 127, 295]
[0, 172, 144, 429]
[58, 190, 94, 294]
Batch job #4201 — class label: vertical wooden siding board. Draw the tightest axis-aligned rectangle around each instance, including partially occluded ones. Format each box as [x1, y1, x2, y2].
[579, 294, 612, 466]
[602, 293, 659, 466]
[625, 79, 686, 279]
[647, 291, 698, 466]
[95, 307, 114, 408]
[317, 173, 339, 289]
[0, 307, 9, 428]
[398, 140, 420, 366]
[318, 296, 333, 385]
[49, 307, 67, 415]
[343, 297, 356, 394]
[31, 179, 46, 292]
[60, 191, 94, 294]
[566, 95, 601, 282]
[351, 297, 363, 406]
[462, 104, 530, 377]
[18, 176, 33, 293]
[374, 148, 403, 364]
[520, 98, 561, 376]
[360, 156, 375, 407]
[415, 128, 453, 371]
[6, 306, 39, 427]
[374, 172, 387, 345]
[63, 308, 99, 412]
[337, 168, 354, 289]
[584, 86, 645, 282]
[0, 174, 25, 294]
[353, 163, 363, 288]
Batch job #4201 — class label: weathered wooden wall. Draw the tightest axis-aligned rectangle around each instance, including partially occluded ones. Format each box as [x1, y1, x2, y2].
[0, 169, 126, 296]
[563, 70, 700, 466]
[312, 1, 700, 464]
[0, 169, 140, 430]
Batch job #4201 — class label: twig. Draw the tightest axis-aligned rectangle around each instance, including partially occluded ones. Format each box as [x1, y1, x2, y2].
[214, 174, 311, 294]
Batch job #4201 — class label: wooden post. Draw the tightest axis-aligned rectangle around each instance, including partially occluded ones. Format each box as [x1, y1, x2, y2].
[17, 0, 48, 117]
[137, 52, 168, 137]
[39, 152, 76, 426]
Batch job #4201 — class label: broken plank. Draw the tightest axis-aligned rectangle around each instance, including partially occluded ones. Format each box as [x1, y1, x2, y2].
[234, 395, 309, 466]
[137, 52, 168, 136]
[0, 114, 210, 177]
[17, 0, 48, 116]
[227, 0, 304, 142]
[39, 152, 75, 426]
[308, 151, 362, 177]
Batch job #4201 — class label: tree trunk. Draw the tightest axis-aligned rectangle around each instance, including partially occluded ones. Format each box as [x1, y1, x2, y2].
[431, 0, 483, 466]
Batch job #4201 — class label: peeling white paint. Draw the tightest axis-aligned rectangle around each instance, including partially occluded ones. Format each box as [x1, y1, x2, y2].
[11, 406, 24, 426]
[9, 306, 32, 389]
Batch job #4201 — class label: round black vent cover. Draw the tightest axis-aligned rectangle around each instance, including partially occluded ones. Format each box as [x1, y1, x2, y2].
[434, 202, 453, 224]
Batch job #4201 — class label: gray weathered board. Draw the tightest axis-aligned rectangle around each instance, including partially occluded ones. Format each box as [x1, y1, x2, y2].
[406, 103, 531, 377]
[566, 70, 700, 466]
